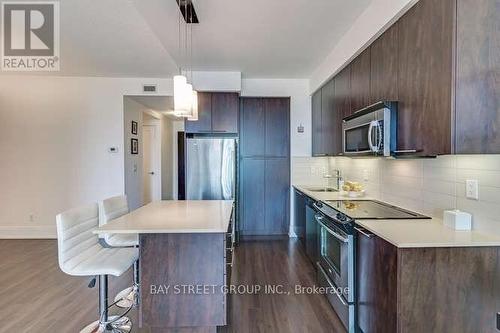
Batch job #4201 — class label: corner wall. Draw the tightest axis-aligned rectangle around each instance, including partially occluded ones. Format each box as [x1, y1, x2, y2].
[0, 76, 172, 238]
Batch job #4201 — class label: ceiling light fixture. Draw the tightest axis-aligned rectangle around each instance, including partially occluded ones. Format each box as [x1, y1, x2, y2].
[173, 0, 198, 120]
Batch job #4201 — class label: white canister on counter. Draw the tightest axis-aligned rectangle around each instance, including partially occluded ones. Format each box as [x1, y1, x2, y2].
[443, 210, 472, 231]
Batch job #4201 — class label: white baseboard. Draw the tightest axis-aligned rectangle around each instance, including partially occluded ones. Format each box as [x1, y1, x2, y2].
[0, 225, 57, 239]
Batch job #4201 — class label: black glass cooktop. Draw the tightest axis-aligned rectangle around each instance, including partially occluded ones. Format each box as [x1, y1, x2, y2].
[323, 200, 430, 220]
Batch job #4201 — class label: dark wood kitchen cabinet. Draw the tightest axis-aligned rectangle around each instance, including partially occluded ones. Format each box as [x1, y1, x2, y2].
[185, 92, 239, 134]
[454, 0, 500, 153]
[350, 48, 371, 113]
[264, 158, 290, 234]
[397, 0, 454, 156]
[334, 65, 352, 154]
[305, 204, 319, 263]
[311, 89, 323, 156]
[357, 228, 500, 333]
[239, 97, 290, 237]
[293, 188, 306, 247]
[240, 158, 266, 234]
[370, 24, 399, 103]
[185, 92, 212, 133]
[240, 98, 265, 157]
[321, 79, 338, 155]
[314, 0, 498, 155]
[212, 92, 239, 133]
[312, 78, 339, 156]
[265, 98, 290, 157]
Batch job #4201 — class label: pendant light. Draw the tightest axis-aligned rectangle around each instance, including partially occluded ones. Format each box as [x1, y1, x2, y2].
[173, 0, 191, 117]
[187, 4, 198, 121]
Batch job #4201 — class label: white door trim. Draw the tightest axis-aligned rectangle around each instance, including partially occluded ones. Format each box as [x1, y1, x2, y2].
[143, 119, 162, 202]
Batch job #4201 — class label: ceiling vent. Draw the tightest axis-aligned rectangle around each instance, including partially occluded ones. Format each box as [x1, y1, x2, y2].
[143, 84, 158, 93]
[176, 0, 199, 23]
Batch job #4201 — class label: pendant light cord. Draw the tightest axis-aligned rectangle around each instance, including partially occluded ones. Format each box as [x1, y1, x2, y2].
[178, 1, 181, 74]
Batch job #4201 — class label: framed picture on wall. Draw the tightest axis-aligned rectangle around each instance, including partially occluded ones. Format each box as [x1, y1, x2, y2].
[131, 121, 138, 135]
[131, 138, 138, 154]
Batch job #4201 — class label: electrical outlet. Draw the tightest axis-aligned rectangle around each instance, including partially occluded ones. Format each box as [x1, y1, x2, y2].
[466, 180, 479, 200]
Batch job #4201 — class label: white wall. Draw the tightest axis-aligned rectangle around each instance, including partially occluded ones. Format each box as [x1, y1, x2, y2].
[309, 0, 418, 93]
[0, 76, 172, 238]
[123, 97, 145, 210]
[241, 79, 311, 157]
[161, 116, 174, 200]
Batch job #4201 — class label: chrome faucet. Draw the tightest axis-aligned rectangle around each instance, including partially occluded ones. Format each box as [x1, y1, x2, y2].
[323, 169, 342, 191]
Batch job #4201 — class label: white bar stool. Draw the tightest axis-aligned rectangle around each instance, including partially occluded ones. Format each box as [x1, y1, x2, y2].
[99, 195, 139, 308]
[56, 203, 138, 333]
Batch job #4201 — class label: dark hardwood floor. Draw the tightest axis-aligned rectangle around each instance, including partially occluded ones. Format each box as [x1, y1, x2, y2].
[0, 239, 345, 333]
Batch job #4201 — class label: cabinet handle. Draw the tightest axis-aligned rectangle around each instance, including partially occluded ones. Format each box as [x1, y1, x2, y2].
[212, 130, 227, 133]
[314, 153, 328, 156]
[354, 226, 374, 238]
[393, 149, 419, 154]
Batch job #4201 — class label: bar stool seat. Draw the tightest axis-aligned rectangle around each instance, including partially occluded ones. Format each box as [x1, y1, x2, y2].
[56, 202, 137, 333]
[63, 246, 138, 277]
[104, 234, 138, 248]
[99, 195, 140, 309]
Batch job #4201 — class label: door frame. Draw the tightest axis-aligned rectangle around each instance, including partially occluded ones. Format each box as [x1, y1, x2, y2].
[143, 118, 162, 203]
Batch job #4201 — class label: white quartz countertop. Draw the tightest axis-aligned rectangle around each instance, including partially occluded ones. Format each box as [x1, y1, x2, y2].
[94, 200, 233, 234]
[294, 185, 500, 248]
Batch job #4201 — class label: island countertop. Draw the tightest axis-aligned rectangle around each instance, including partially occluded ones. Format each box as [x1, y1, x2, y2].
[93, 200, 234, 234]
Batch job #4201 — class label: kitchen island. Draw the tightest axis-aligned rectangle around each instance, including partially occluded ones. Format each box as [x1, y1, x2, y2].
[94, 200, 234, 333]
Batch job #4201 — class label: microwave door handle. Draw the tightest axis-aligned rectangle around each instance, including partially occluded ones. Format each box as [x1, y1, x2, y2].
[368, 120, 380, 153]
[376, 122, 382, 151]
[368, 121, 375, 152]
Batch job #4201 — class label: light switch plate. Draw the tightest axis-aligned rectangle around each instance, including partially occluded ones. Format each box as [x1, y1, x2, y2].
[466, 180, 479, 200]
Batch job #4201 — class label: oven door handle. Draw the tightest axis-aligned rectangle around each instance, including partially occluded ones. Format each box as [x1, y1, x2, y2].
[315, 215, 349, 243]
[316, 262, 350, 306]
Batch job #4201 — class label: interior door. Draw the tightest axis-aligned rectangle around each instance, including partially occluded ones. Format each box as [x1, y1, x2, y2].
[143, 125, 160, 205]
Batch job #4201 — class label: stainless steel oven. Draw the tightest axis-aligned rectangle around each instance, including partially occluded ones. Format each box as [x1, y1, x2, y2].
[313, 202, 355, 332]
[342, 101, 397, 157]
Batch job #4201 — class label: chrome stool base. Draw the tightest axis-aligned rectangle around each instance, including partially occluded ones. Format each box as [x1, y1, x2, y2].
[80, 316, 132, 333]
[114, 286, 137, 308]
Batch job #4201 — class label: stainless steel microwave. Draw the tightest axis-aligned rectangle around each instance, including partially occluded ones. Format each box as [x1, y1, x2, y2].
[342, 101, 397, 157]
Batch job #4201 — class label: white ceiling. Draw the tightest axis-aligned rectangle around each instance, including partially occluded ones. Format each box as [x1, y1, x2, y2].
[134, 0, 371, 78]
[1, 0, 371, 78]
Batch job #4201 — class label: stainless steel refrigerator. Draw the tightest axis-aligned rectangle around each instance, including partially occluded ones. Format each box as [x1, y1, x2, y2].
[186, 138, 236, 200]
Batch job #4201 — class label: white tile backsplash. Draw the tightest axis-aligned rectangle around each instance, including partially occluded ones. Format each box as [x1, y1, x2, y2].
[291, 157, 331, 186]
[324, 155, 500, 236]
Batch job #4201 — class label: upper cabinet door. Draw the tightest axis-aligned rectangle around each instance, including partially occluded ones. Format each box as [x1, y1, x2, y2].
[240, 98, 265, 157]
[334, 65, 351, 154]
[211, 93, 239, 133]
[185, 92, 212, 133]
[321, 79, 338, 155]
[311, 89, 323, 156]
[370, 24, 399, 103]
[350, 48, 372, 113]
[265, 98, 290, 157]
[397, 0, 454, 155]
[455, 0, 500, 153]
